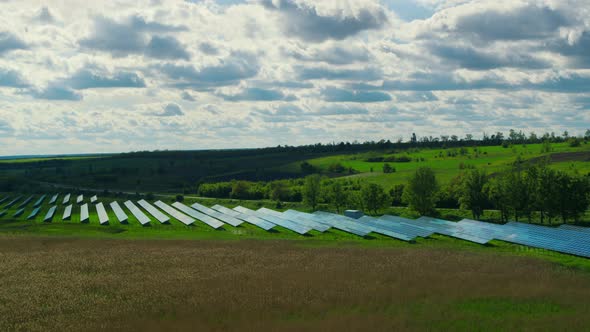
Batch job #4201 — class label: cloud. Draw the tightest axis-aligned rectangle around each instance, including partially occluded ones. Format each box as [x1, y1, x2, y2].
[548, 31, 590, 68]
[158, 53, 259, 89]
[260, 0, 387, 42]
[0, 119, 14, 137]
[218, 87, 296, 101]
[65, 68, 146, 89]
[427, 43, 550, 70]
[298, 66, 382, 81]
[29, 85, 82, 101]
[382, 72, 510, 91]
[0, 31, 28, 55]
[181, 91, 196, 101]
[426, 3, 572, 42]
[0, 68, 28, 87]
[79, 15, 189, 59]
[145, 35, 191, 60]
[199, 42, 219, 55]
[313, 104, 370, 115]
[321, 87, 391, 102]
[286, 43, 370, 65]
[152, 103, 184, 117]
[33, 7, 56, 24]
[395, 91, 438, 103]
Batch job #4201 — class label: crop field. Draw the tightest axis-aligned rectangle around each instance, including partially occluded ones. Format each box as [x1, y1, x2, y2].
[1, 236, 590, 331]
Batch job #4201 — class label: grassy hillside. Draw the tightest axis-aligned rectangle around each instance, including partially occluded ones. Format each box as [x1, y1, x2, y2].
[0, 142, 588, 193]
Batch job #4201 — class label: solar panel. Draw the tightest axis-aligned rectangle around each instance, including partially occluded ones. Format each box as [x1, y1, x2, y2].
[266, 209, 330, 232]
[62, 204, 72, 220]
[33, 195, 46, 207]
[90, 195, 98, 204]
[4, 196, 22, 208]
[210, 204, 275, 231]
[356, 216, 415, 241]
[379, 215, 435, 238]
[27, 207, 41, 220]
[0, 210, 6, 217]
[76, 194, 84, 204]
[137, 200, 170, 223]
[13, 208, 25, 217]
[311, 211, 373, 237]
[62, 193, 71, 204]
[0, 196, 8, 205]
[124, 200, 150, 226]
[171, 202, 224, 229]
[559, 224, 590, 234]
[80, 204, 89, 223]
[49, 194, 58, 204]
[96, 202, 109, 225]
[408, 216, 491, 244]
[110, 201, 128, 223]
[17, 195, 34, 209]
[43, 206, 57, 222]
[234, 206, 311, 235]
[154, 201, 195, 226]
[191, 202, 243, 227]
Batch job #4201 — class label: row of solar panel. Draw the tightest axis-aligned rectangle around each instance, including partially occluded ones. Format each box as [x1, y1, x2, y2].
[0, 194, 100, 210]
[1, 193, 589, 257]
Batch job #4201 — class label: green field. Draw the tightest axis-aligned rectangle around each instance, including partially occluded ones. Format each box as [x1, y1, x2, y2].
[300, 142, 590, 189]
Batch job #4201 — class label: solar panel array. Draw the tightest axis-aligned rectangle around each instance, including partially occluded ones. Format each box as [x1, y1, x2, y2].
[271, 209, 331, 232]
[138, 199, 169, 223]
[235, 206, 311, 235]
[124, 200, 150, 226]
[211, 204, 275, 231]
[312, 211, 372, 237]
[63, 204, 72, 220]
[76, 195, 84, 204]
[172, 202, 224, 229]
[191, 202, 243, 227]
[33, 195, 46, 207]
[90, 195, 98, 204]
[4, 196, 22, 208]
[155, 201, 194, 226]
[63, 194, 71, 204]
[80, 204, 89, 223]
[17, 195, 34, 209]
[96, 203, 109, 225]
[0, 196, 8, 205]
[49, 194, 58, 204]
[27, 207, 41, 220]
[110, 201, 128, 223]
[13, 208, 25, 217]
[44, 206, 57, 222]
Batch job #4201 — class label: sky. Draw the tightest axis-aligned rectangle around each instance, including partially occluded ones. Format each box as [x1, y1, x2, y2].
[0, 0, 589, 155]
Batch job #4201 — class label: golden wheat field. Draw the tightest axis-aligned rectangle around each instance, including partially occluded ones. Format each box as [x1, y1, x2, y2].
[1, 236, 590, 331]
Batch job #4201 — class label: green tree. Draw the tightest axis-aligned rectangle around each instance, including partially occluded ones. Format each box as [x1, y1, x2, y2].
[403, 167, 439, 215]
[270, 181, 289, 202]
[230, 181, 250, 199]
[328, 181, 347, 213]
[486, 177, 510, 223]
[302, 174, 322, 210]
[382, 163, 395, 173]
[389, 184, 405, 206]
[361, 183, 388, 214]
[459, 169, 488, 220]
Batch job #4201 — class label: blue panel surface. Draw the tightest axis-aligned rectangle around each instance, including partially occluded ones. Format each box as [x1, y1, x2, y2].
[211, 204, 275, 231]
[43, 206, 57, 222]
[171, 202, 224, 229]
[192, 202, 243, 227]
[155, 201, 194, 226]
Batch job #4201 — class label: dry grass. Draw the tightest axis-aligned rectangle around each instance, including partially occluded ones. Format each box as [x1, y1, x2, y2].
[0, 236, 589, 331]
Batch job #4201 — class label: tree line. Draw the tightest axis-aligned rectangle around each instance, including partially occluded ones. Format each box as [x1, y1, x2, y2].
[197, 158, 590, 224]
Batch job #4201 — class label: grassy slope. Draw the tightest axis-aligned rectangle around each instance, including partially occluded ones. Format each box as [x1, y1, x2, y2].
[300, 142, 590, 188]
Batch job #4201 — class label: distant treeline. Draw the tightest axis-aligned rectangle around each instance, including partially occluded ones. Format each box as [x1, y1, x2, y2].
[196, 157, 590, 224]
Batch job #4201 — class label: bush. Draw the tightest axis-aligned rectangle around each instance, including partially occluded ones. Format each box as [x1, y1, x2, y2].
[382, 163, 395, 173]
[327, 162, 346, 173]
[569, 137, 582, 147]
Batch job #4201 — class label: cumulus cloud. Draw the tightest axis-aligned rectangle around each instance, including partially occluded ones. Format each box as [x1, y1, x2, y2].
[0, 68, 29, 87]
[29, 85, 82, 101]
[218, 87, 296, 101]
[321, 87, 391, 102]
[79, 15, 190, 59]
[260, 0, 388, 42]
[65, 68, 146, 89]
[33, 6, 57, 24]
[0, 31, 28, 55]
[152, 103, 184, 117]
[298, 66, 382, 81]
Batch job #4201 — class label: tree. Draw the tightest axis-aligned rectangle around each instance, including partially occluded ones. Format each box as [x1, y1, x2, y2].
[486, 177, 510, 223]
[403, 167, 439, 216]
[302, 174, 322, 210]
[389, 184, 405, 206]
[328, 181, 347, 213]
[361, 183, 388, 214]
[230, 181, 250, 199]
[382, 163, 395, 173]
[270, 181, 289, 202]
[459, 169, 488, 220]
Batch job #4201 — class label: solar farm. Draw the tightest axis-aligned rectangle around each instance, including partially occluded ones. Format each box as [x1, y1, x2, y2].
[1, 193, 589, 259]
